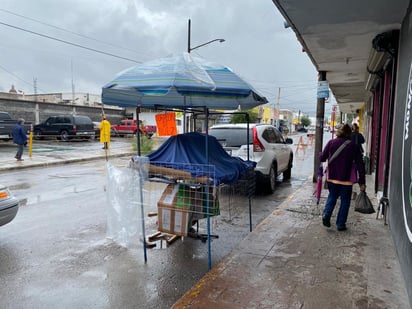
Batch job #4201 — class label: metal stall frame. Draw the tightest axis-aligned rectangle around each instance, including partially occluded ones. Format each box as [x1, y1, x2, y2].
[136, 106, 255, 270]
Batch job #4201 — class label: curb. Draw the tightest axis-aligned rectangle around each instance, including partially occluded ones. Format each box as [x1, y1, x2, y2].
[0, 151, 137, 172]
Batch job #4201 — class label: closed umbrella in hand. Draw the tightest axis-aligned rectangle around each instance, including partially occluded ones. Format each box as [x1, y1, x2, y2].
[315, 165, 324, 205]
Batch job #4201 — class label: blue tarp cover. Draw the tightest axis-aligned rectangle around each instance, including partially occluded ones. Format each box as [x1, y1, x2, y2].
[147, 132, 255, 184]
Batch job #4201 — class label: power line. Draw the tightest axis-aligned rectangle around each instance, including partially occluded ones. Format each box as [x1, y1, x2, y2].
[260, 86, 317, 101]
[0, 21, 142, 64]
[0, 63, 48, 93]
[0, 8, 152, 59]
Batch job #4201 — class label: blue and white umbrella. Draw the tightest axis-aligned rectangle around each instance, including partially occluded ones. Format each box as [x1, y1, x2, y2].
[102, 53, 265, 266]
[101, 52, 267, 110]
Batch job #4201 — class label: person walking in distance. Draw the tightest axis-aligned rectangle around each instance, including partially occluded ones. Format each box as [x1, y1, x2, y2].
[100, 115, 111, 150]
[351, 123, 365, 154]
[12, 118, 28, 161]
[319, 124, 366, 231]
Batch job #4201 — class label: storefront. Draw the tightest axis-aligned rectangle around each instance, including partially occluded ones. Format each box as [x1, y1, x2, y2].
[272, 0, 412, 303]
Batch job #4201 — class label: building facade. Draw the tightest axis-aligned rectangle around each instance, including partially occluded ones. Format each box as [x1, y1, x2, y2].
[272, 0, 412, 303]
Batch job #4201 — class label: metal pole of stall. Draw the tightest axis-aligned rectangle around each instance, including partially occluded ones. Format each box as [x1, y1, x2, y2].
[136, 106, 141, 156]
[183, 96, 187, 133]
[136, 106, 147, 262]
[245, 113, 253, 232]
[205, 107, 212, 270]
[138, 161, 147, 263]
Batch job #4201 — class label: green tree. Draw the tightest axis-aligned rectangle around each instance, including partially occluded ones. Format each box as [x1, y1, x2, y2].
[230, 110, 258, 123]
[300, 115, 311, 127]
[132, 135, 153, 155]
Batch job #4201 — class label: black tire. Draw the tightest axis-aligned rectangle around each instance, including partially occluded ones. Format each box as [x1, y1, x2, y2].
[283, 156, 293, 180]
[60, 130, 69, 141]
[34, 130, 42, 140]
[264, 164, 277, 194]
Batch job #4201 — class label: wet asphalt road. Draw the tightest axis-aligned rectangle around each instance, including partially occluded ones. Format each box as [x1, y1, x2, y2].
[0, 135, 315, 309]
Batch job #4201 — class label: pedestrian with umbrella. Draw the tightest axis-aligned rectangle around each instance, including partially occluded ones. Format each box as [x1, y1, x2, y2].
[319, 124, 366, 231]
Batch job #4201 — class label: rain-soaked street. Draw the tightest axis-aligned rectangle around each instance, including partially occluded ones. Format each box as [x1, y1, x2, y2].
[0, 134, 316, 308]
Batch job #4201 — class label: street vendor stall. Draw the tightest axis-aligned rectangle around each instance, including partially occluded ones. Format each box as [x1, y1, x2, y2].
[147, 132, 255, 236]
[101, 52, 267, 269]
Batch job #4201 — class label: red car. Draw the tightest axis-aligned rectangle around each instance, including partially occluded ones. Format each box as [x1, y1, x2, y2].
[111, 119, 156, 138]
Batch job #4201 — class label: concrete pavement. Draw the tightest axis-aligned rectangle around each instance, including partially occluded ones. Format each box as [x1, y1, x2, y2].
[0, 139, 409, 308]
[0, 139, 136, 172]
[172, 175, 410, 308]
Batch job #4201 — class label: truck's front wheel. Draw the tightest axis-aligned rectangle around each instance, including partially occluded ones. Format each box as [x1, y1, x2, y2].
[60, 130, 69, 141]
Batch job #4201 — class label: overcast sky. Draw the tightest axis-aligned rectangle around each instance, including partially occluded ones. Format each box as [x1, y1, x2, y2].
[0, 0, 334, 116]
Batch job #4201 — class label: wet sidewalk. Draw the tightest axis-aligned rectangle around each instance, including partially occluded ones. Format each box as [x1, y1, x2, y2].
[172, 175, 410, 308]
[1, 139, 409, 308]
[0, 140, 136, 172]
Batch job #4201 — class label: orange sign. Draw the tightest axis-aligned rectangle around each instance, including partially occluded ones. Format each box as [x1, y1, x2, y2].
[155, 112, 177, 136]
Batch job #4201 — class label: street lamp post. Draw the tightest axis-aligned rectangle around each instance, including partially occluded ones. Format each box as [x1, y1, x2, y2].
[184, 19, 225, 132]
[186, 18, 226, 271]
[187, 19, 225, 53]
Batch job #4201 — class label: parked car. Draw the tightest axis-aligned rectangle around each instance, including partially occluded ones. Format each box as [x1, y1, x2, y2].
[0, 184, 19, 227]
[0, 111, 32, 141]
[209, 123, 294, 193]
[33, 115, 95, 141]
[111, 119, 156, 138]
[307, 125, 316, 135]
[93, 121, 101, 139]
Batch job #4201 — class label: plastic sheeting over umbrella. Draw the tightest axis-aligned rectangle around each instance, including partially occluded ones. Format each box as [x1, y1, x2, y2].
[101, 53, 266, 269]
[315, 165, 324, 205]
[101, 52, 267, 110]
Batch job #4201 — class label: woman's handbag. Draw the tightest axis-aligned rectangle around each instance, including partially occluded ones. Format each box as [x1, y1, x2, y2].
[354, 191, 375, 214]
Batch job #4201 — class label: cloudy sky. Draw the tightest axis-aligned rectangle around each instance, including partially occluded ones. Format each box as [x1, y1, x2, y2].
[0, 0, 332, 116]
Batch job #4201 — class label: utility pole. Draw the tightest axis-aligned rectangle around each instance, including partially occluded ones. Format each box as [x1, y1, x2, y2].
[276, 87, 281, 128]
[71, 60, 75, 105]
[313, 71, 327, 183]
[33, 77, 37, 101]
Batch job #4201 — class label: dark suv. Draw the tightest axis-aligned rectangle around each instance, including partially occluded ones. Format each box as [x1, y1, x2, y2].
[33, 115, 95, 141]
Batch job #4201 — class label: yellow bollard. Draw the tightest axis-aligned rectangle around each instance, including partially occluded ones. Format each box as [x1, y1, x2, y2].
[28, 131, 33, 157]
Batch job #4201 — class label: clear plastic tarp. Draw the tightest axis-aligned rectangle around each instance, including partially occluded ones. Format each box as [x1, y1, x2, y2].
[105, 156, 149, 248]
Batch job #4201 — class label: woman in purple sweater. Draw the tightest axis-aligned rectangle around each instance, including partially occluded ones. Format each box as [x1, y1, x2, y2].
[319, 124, 366, 231]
